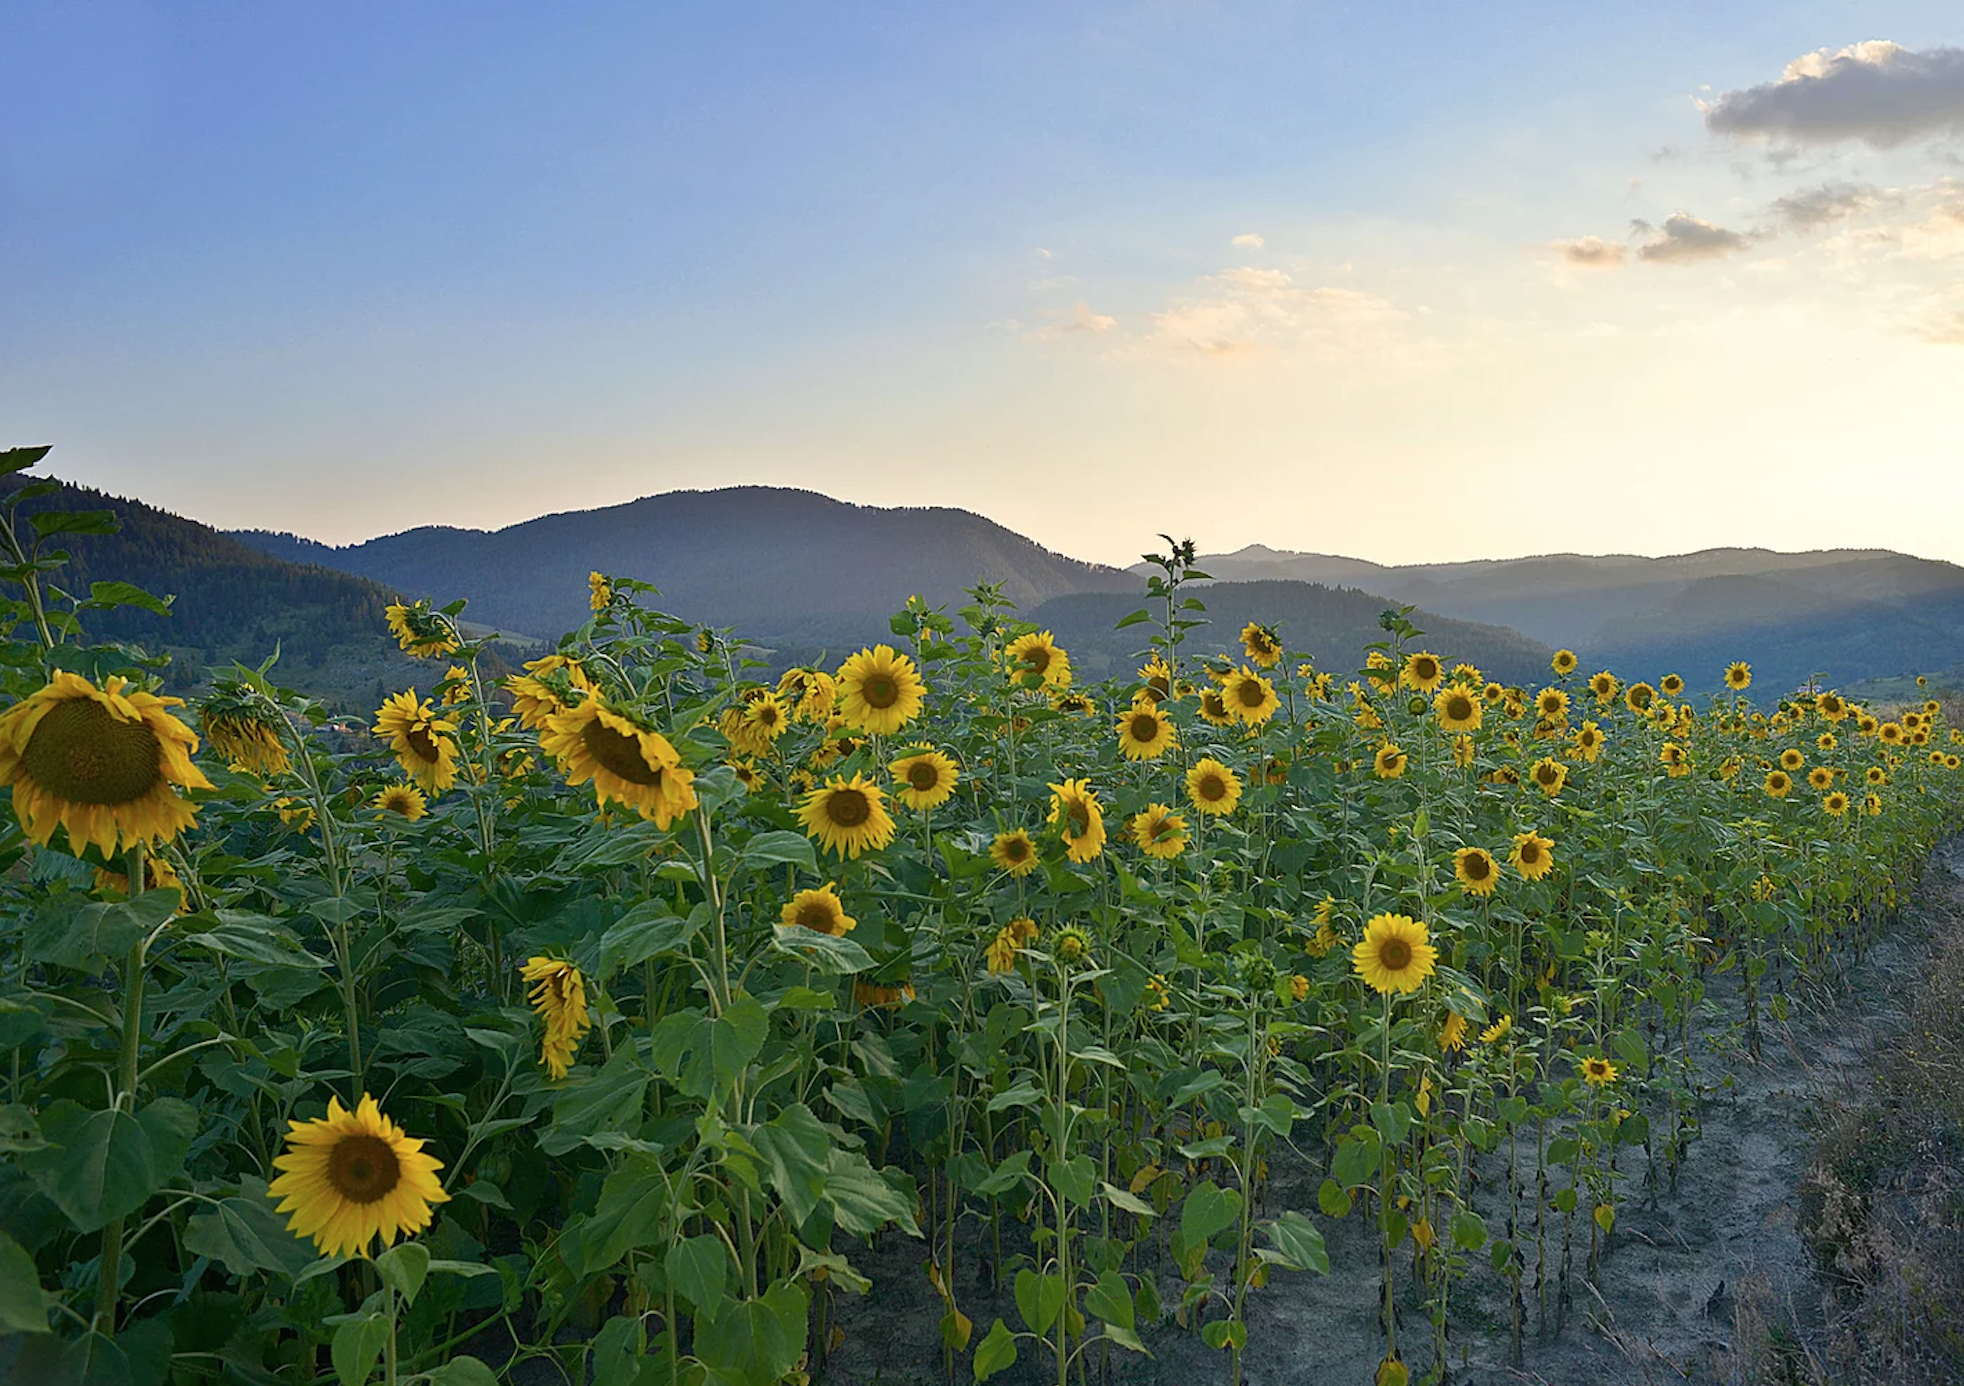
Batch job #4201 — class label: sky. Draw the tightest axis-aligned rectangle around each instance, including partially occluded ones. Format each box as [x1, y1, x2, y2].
[3, 2, 1963, 569]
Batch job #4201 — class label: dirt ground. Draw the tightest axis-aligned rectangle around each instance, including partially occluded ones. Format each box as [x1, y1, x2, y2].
[819, 837, 1964, 1386]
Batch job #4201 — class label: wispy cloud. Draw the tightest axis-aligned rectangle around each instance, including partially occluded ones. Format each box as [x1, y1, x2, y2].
[1767, 181, 1888, 232]
[1025, 300, 1117, 342]
[1633, 212, 1758, 264]
[1231, 232, 1265, 249]
[1550, 235, 1628, 268]
[1142, 267, 1411, 360]
[1703, 41, 1964, 149]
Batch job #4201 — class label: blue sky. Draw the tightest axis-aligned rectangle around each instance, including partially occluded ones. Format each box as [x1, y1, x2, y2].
[4, 2, 1963, 566]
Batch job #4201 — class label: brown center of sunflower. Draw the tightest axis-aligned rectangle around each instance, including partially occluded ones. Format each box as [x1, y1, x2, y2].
[20, 698, 164, 805]
[327, 1133, 402, 1204]
[907, 762, 939, 791]
[1150, 817, 1174, 840]
[862, 675, 899, 709]
[1537, 765, 1559, 784]
[1203, 693, 1226, 717]
[796, 901, 840, 934]
[405, 722, 442, 764]
[1236, 682, 1265, 708]
[1198, 774, 1225, 800]
[1002, 836, 1030, 862]
[1022, 646, 1052, 674]
[1377, 937, 1413, 971]
[825, 788, 871, 827]
[1129, 714, 1160, 741]
[581, 718, 666, 786]
[1446, 694, 1473, 721]
[1520, 843, 1542, 865]
[1413, 659, 1437, 682]
[1464, 854, 1491, 880]
[1066, 800, 1090, 833]
[1540, 695, 1561, 716]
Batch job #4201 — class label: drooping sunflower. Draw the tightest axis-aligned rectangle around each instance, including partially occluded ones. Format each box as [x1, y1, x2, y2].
[267, 1094, 449, 1258]
[1223, 668, 1281, 725]
[1129, 803, 1189, 859]
[1401, 652, 1446, 694]
[1763, 769, 1792, 798]
[1373, 742, 1409, 780]
[0, 671, 212, 855]
[1510, 830, 1555, 879]
[990, 828, 1041, 877]
[1588, 671, 1619, 705]
[1579, 1055, 1619, 1088]
[371, 782, 428, 821]
[1185, 758, 1243, 816]
[1115, 703, 1177, 760]
[588, 572, 611, 611]
[797, 773, 897, 859]
[1572, 721, 1605, 763]
[1530, 757, 1568, 796]
[1724, 662, 1752, 691]
[1352, 913, 1438, 996]
[93, 854, 183, 900]
[385, 601, 459, 658]
[1047, 778, 1106, 863]
[521, 957, 593, 1079]
[1454, 847, 1499, 896]
[1240, 622, 1283, 668]
[1535, 688, 1570, 723]
[541, 700, 698, 827]
[505, 655, 593, 731]
[371, 692, 460, 795]
[1550, 649, 1579, 677]
[1434, 686, 1483, 733]
[984, 923, 1024, 975]
[889, 747, 959, 810]
[1807, 765, 1835, 792]
[1439, 1011, 1468, 1053]
[201, 704, 291, 777]
[780, 882, 855, 937]
[1481, 1014, 1513, 1044]
[836, 645, 928, 734]
[1004, 631, 1072, 689]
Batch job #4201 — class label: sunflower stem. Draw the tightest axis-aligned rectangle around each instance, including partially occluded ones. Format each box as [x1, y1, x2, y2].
[93, 843, 150, 1337]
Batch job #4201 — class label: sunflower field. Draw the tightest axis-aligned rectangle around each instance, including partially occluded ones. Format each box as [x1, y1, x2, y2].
[2, 450, 1962, 1386]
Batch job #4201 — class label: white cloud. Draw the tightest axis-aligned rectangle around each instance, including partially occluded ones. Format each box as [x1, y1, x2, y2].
[1231, 232, 1265, 249]
[1634, 212, 1758, 264]
[1703, 41, 1964, 148]
[1550, 235, 1628, 269]
[1035, 247, 1054, 260]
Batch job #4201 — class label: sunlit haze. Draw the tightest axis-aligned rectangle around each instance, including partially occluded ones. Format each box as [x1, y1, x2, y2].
[5, 4, 1963, 568]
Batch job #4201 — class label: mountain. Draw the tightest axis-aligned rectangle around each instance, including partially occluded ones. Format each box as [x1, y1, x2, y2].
[234, 487, 1140, 657]
[1, 474, 432, 710]
[1022, 580, 1553, 686]
[1159, 545, 1964, 693]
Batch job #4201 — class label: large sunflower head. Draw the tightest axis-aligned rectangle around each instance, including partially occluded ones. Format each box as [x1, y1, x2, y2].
[385, 601, 459, 659]
[1454, 846, 1499, 896]
[1725, 661, 1752, 691]
[267, 1094, 449, 1258]
[742, 691, 791, 744]
[1434, 686, 1482, 733]
[1401, 652, 1445, 693]
[1005, 630, 1072, 690]
[371, 691, 460, 796]
[837, 645, 928, 734]
[1510, 830, 1555, 879]
[1535, 688, 1570, 723]
[1115, 702, 1178, 761]
[780, 882, 856, 937]
[889, 747, 959, 810]
[1129, 803, 1189, 859]
[371, 782, 428, 822]
[1240, 622, 1283, 669]
[1659, 742, 1690, 776]
[1624, 682, 1656, 715]
[990, 828, 1041, 877]
[1223, 669, 1281, 725]
[0, 672, 212, 855]
[1046, 778, 1107, 862]
[1185, 758, 1243, 816]
[797, 773, 897, 859]
[1352, 913, 1437, 996]
[539, 699, 698, 828]
[1779, 747, 1806, 771]
[520, 956, 593, 1079]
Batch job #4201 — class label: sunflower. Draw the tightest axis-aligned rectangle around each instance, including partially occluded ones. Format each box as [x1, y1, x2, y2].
[780, 882, 855, 937]
[1864, 792, 1884, 816]
[1579, 1056, 1619, 1088]
[1483, 682, 1506, 705]
[202, 706, 291, 777]
[797, 773, 897, 859]
[541, 700, 698, 828]
[1481, 1014, 1513, 1044]
[274, 796, 316, 832]
[1724, 662, 1752, 691]
[372, 782, 428, 821]
[742, 692, 791, 747]
[1866, 765, 1888, 785]
[1659, 742, 1690, 777]
[1052, 691, 1097, 717]
[520, 957, 592, 1079]
[267, 1095, 448, 1258]
[1373, 743, 1408, 780]
[1052, 925, 1092, 966]
[1652, 674, 1681, 699]
[1530, 757, 1568, 796]
[385, 602, 458, 658]
[1878, 720, 1906, 744]
[1452, 734, 1476, 768]
[1137, 655, 1174, 703]
[1144, 975, 1171, 1011]
[1779, 748, 1805, 771]
[1551, 649, 1578, 676]
[1402, 652, 1446, 694]
[984, 923, 1025, 975]
[1352, 913, 1437, 995]
[1815, 691, 1846, 722]
[1807, 765, 1834, 791]
[1190, 688, 1230, 727]
[1588, 671, 1619, 705]
[990, 828, 1041, 877]
[1046, 779, 1106, 862]
[1823, 790, 1851, 817]
[588, 572, 611, 611]
[1510, 831, 1555, 879]
[371, 692, 460, 795]
[836, 645, 927, 734]
[1115, 703, 1178, 760]
[1857, 712, 1880, 736]
[889, 748, 959, 810]
[1763, 770, 1792, 798]
[1572, 721, 1605, 763]
[1624, 682, 1656, 714]
[1004, 631, 1072, 690]
[1185, 758, 1243, 815]
[1454, 847, 1499, 896]
[0, 671, 212, 855]
[1223, 668, 1281, 725]
[1129, 803, 1189, 859]
[779, 669, 838, 724]
[1439, 1011, 1468, 1053]
[1434, 686, 1483, 733]
[93, 854, 183, 900]
[1240, 622, 1283, 668]
[1535, 688, 1570, 723]
[505, 655, 592, 731]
